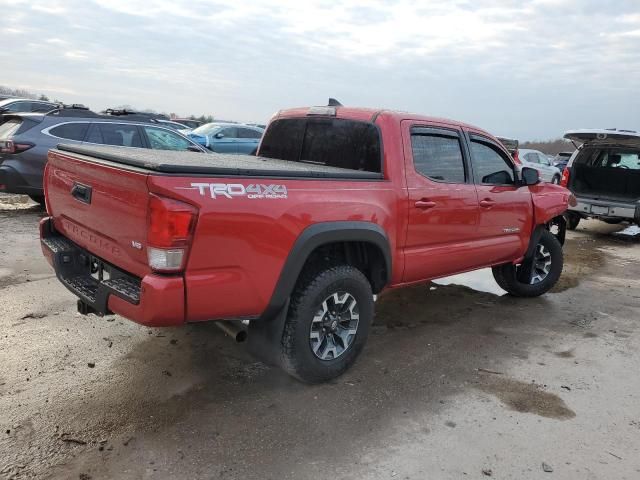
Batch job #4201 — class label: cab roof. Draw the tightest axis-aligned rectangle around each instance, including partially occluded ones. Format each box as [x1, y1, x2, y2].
[275, 105, 498, 139]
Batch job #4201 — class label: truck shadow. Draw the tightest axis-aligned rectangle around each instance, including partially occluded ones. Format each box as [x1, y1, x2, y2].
[48, 273, 596, 479]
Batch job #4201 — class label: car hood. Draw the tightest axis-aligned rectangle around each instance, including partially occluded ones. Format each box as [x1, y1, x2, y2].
[564, 129, 640, 147]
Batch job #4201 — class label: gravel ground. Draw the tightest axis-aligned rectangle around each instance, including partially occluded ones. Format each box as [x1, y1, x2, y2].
[1, 197, 639, 480]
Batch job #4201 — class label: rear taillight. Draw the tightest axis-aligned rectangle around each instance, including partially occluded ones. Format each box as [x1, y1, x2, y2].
[147, 194, 198, 272]
[560, 167, 570, 187]
[0, 140, 34, 154]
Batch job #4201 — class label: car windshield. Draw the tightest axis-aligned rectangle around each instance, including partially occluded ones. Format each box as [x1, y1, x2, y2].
[191, 123, 223, 135]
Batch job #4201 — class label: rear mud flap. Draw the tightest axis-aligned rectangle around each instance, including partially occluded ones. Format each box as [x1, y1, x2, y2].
[246, 300, 290, 367]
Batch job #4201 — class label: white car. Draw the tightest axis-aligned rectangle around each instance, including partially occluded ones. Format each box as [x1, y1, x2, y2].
[518, 148, 563, 184]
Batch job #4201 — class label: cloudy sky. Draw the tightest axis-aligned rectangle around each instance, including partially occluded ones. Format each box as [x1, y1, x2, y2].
[2, 0, 639, 139]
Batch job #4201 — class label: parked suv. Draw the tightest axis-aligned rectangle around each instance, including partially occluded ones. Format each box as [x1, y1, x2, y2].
[0, 106, 207, 204]
[562, 129, 640, 229]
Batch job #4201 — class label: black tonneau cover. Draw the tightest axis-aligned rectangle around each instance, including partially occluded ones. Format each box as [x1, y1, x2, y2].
[55, 144, 383, 179]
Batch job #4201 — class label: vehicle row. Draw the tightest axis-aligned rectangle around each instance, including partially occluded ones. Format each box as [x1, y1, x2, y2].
[0, 99, 265, 202]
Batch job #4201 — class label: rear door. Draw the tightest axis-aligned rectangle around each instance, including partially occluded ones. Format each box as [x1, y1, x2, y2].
[236, 127, 262, 154]
[402, 121, 480, 282]
[466, 132, 533, 264]
[85, 122, 145, 148]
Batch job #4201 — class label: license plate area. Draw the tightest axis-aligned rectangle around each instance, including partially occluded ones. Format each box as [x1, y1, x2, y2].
[590, 205, 609, 215]
[86, 255, 112, 282]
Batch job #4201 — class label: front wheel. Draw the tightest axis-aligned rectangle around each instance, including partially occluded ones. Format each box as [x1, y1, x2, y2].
[551, 175, 561, 184]
[492, 229, 563, 297]
[280, 265, 374, 383]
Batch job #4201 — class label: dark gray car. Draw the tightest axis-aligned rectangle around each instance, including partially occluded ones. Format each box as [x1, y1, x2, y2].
[0, 107, 208, 203]
[0, 98, 60, 115]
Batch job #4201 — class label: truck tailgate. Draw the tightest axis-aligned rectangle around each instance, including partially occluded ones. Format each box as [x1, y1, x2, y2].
[45, 148, 151, 278]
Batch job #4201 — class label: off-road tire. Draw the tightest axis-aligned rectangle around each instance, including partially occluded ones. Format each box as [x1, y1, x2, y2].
[565, 212, 580, 230]
[280, 265, 373, 383]
[492, 230, 563, 297]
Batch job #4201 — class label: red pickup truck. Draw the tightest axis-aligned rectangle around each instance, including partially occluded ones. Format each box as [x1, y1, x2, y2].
[40, 104, 571, 382]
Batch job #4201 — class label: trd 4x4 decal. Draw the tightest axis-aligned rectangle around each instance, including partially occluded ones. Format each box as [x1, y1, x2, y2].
[180, 183, 288, 199]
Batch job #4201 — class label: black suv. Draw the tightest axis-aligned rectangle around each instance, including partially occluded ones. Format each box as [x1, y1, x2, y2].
[0, 106, 208, 204]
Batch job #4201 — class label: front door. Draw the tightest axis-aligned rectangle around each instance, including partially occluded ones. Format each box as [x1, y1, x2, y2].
[466, 132, 533, 265]
[402, 122, 480, 282]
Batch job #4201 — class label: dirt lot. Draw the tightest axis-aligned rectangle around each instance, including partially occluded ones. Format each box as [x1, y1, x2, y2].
[1, 198, 639, 480]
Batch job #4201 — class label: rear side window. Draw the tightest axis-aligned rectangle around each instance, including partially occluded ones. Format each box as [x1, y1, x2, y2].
[237, 128, 262, 139]
[87, 123, 143, 148]
[260, 118, 381, 173]
[0, 119, 22, 140]
[524, 152, 539, 164]
[49, 123, 89, 141]
[411, 131, 465, 183]
[470, 140, 515, 185]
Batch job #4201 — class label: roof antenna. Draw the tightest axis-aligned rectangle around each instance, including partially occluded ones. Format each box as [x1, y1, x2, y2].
[328, 98, 343, 107]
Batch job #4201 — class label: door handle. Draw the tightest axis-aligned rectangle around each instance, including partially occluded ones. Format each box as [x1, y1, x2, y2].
[479, 199, 495, 208]
[71, 183, 92, 204]
[415, 200, 436, 209]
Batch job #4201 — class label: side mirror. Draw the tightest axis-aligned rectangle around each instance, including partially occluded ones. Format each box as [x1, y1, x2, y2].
[521, 167, 540, 186]
[214, 132, 224, 139]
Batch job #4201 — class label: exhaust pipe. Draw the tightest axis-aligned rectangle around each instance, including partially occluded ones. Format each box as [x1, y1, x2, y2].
[215, 320, 248, 343]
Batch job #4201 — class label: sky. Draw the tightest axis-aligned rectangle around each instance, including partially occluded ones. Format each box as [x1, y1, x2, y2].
[2, 0, 639, 140]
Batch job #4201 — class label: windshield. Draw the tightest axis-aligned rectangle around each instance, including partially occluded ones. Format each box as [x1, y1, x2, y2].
[191, 123, 223, 135]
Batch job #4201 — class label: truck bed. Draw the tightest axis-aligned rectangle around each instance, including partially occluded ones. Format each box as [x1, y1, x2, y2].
[55, 144, 383, 179]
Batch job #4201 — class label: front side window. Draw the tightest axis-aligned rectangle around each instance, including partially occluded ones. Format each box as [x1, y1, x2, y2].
[49, 123, 89, 141]
[5, 102, 29, 113]
[411, 132, 465, 183]
[471, 140, 515, 185]
[144, 126, 192, 151]
[260, 118, 381, 173]
[87, 123, 143, 147]
[219, 127, 238, 138]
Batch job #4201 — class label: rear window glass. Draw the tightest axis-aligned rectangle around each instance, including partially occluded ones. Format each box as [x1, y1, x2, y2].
[259, 118, 381, 173]
[87, 123, 143, 148]
[0, 119, 22, 140]
[50, 123, 89, 141]
[411, 132, 466, 183]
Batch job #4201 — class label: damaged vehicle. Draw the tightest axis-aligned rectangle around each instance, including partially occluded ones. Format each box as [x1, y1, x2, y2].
[562, 129, 640, 230]
[39, 102, 571, 383]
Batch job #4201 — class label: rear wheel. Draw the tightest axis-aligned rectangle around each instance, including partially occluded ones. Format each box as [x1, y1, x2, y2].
[565, 212, 580, 230]
[280, 265, 373, 383]
[492, 230, 563, 297]
[551, 175, 561, 184]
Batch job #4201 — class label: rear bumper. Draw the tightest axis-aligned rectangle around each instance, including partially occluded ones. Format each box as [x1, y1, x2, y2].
[569, 197, 640, 222]
[0, 164, 42, 195]
[40, 217, 185, 326]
